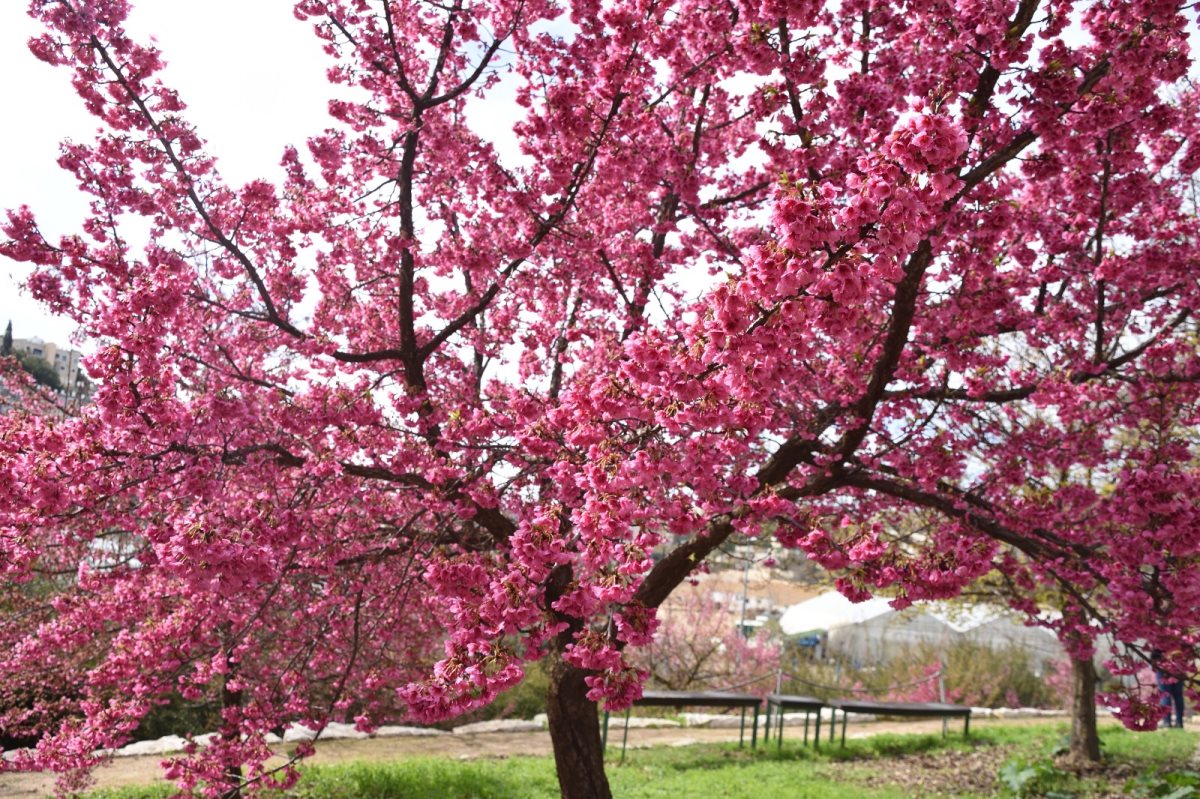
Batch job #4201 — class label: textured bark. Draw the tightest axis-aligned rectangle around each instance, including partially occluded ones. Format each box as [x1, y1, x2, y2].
[1068, 656, 1101, 763]
[545, 650, 612, 799]
[219, 652, 244, 799]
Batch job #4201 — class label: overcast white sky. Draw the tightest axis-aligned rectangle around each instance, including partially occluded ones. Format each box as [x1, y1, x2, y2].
[0, 2, 535, 355]
[7, 4, 1190, 357]
[0, 2, 333, 349]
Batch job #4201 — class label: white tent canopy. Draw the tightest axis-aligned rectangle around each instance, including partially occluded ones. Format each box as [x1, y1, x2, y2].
[779, 591, 896, 636]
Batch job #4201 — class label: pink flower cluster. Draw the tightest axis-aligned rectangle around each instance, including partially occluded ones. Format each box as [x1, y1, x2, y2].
[2, 0, 1199, 793]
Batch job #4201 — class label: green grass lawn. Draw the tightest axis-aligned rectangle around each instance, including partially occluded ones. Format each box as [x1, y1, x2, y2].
[85, 723, 1199, 799]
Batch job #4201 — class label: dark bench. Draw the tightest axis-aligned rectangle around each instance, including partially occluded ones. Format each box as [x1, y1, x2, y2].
[826, 699, 971, 745]
[602, 690, 762, 758]
[763, 693, 826, 749]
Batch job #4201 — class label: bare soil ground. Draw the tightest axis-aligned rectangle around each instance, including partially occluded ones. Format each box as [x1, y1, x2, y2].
[853, 743, 1014, 797]
[856, 724, 1200, 799]
[0, 715, 1078, 798]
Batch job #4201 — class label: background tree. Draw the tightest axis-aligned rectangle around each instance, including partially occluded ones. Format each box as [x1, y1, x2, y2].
[0, 350, 66, 416]
[628, 590, 780, 695]
[867, 506, 1111, 763]
[2, 2, 1199, 799]
[14, 354, 61, 392]
[797, 371, 1200, 761]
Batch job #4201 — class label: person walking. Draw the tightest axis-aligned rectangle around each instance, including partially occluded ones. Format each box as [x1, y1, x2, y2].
[1152, 650, 1186, 729]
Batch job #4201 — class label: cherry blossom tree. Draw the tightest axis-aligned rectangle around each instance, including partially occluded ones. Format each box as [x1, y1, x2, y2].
[3, 1, 1200, 798]
[0, 355, 67, 417]
[983, 404, 1200, 764]
[804, 388, 1200, 757]
[822, 380, 1200, 763]
[629, 590, 780, 694]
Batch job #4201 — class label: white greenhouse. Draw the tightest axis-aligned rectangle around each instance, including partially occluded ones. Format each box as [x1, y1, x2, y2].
[779, 591, 1065, 665]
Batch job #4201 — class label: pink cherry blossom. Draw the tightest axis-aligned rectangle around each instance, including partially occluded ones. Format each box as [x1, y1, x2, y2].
[3, 1, 1200, 797]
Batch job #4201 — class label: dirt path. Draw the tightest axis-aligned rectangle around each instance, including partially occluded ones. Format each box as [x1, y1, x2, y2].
[0, 715, 1075, 798]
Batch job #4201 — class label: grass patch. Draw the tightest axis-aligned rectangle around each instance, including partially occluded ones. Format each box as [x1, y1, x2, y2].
[83, 723, 1198, 799]
[287, 759, 560, 798]
[1100, 726, 1198, 765]
[87, 789, 175, 799]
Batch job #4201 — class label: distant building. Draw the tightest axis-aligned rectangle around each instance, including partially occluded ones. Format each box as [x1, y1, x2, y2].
[667, 566, 823, 636]
[4, 328, 92, 408]
[12, 336, 86, 390]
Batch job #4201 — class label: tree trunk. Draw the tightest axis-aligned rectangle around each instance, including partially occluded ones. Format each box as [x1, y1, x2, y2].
[545, 650, 612, 799]
[219, 649, 244, 799]
[1068, 655, 1101, 763]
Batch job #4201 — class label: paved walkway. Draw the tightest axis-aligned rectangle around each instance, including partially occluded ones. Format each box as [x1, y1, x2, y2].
[0, 715, 1071, 798]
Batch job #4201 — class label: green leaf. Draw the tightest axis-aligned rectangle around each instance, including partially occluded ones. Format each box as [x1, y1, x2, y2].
[1160, 787, 1196, 799]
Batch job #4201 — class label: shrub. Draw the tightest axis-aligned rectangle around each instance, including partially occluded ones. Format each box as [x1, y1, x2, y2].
[133, 694, 223, 742]
[998, 756, 1074, 798]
